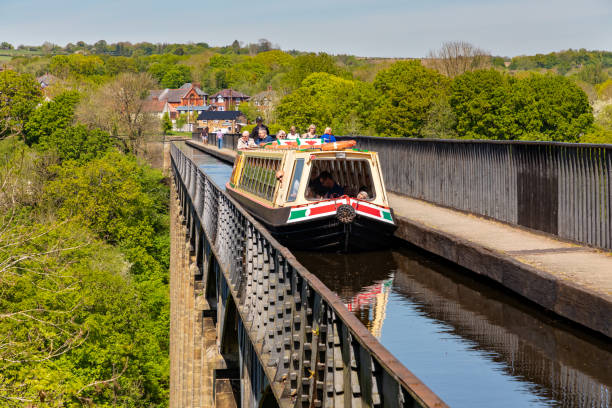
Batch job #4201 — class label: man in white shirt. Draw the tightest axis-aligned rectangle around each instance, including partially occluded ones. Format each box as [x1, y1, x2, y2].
[287, 126, 299, 140]
[237, 131, 256, 150]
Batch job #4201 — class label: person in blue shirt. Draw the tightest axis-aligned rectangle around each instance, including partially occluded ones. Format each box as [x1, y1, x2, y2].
[321, 127, 336, 143]
[255, 128, 277, 145]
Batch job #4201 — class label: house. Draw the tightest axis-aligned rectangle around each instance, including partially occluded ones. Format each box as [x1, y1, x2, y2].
[209, 89, 250, 111]
[251, 88, 278, 115]
[148, 82, 208, 119]
[197, 110, 246, 134]
[142, 99, 172, 119]
[37, 73, 58, 89]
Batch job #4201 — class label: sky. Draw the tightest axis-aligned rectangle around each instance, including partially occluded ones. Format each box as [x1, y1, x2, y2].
[1, 0, 611, 58]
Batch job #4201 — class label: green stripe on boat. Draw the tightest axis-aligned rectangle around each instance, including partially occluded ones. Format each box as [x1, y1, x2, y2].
[289, 209, 308, 220]
[382, 211, 392, 221]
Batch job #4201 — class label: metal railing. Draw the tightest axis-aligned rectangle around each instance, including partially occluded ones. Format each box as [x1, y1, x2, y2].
[335, 137, 612, 251]
[171, 142, 447, 408]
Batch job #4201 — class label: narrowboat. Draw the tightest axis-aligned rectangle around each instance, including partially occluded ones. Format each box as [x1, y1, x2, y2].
[226, 139, 397, 252]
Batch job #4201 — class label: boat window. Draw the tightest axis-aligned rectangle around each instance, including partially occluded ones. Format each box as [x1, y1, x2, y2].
[286, 159, 305, 202]
[237, 155, 282, 202]
[305, 159, 376, 201]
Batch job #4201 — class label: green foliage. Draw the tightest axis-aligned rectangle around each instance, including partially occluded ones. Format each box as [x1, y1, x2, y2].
[160, 65, 191, 88]
[0, 70, 43, 138]
[371, 60, 449, 137]
[515, 73, 593, 142]
[450, 70, 593, 141]
[45, 151, 168, 273]
[49, 54, 106, 78]
[576, 63, 609, 85]
[450, 69, 522, 139]
[596, 79, 612, 100]
[162, 112, 173, 134]
[509, 49, 612, 72]
[282, 53, 349, 91]
[38, 124, 113, 163]
[175, 113, 188, 129]
[581, 125, 612, 144]
[0, 217, 168, 406]
[24, 90, 81, 145]
[238, 101, 261, 123]
[1, 136, 169, 405]
[276, 72, 374, 135]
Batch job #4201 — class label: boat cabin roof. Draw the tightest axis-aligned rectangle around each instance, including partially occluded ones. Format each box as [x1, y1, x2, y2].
[229, 147, 389, 209]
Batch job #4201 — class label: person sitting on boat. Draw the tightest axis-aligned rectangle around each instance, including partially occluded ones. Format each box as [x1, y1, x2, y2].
[310, 171, 344, 199]
[320, 127, 336, 143]
[237, 131, 257, 150]
[258, 128, 277, 144]
[302, 124, 317, 138]
[277, 130, 287, 139]
[356, 185, 369, 200]
[287, 126, 299, 140]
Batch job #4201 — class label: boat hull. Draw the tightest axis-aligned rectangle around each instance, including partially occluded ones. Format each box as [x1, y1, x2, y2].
[227, 186, 397, 252]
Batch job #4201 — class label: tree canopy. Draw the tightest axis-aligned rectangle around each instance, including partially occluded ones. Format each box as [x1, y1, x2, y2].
[449, 70, 593, 141]
[276, 72, 374, 134]
[371, 60, 450, 137]
[23, 90, 81, 145]
[0, 70, 42, 138]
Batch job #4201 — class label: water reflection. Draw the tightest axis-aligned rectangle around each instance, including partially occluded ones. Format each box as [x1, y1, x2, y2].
[293, 251, 394, 338]
[295, 248, 612, 407]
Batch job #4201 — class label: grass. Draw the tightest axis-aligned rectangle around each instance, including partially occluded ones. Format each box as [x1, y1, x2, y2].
[165, 131, 192, 136]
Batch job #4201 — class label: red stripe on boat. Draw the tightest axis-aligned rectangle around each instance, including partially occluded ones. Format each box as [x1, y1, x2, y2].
[356, 204, 381, 217]
[309, 203, 337, 216]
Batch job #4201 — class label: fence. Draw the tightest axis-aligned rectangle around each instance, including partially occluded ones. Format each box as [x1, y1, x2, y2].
[171, 142, 447, 408]
[195, 132, 611, 251]
[335, 137, 612, 251]
[192, 130, 240, 151]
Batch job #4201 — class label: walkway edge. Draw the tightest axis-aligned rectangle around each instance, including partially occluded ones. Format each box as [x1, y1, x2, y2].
[186, 140, 237, 163]
[394, 214, 612, 338]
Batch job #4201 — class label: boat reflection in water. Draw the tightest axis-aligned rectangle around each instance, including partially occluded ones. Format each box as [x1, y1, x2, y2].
[294, 250, 395, 339]
[294, 248, 612, 408]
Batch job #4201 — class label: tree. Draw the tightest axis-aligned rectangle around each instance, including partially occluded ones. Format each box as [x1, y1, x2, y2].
[0, 71, 43, 139]
[282, 53, 348, 91]
[38, 124, 113, 163]
[576, 63, 609, 85]
[514, 73, 593, 142]
[24, 90, 81, 145]
[160, 65, 191, 88]
[371, 60, 450, 137]
[161, 112, 172, 134]
[427, 41, 491, 77]
[449, 69, 520, 139]
[231, 40, 241, 53]
[0, 41, 13, 50]
[45, 151, 169, 278]
[94, 39, 108, 54]
[76, 72, 159, 155]
[450, 70, 593, 141]
[276, 73, 374, 135]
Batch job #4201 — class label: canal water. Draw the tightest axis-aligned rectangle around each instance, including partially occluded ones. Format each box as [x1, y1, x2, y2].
[178, 142, 612, 408]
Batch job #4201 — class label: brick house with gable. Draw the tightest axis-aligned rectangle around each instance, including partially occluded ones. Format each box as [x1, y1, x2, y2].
[209, 89, 250, 111]
[148, 82, 209, 119]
